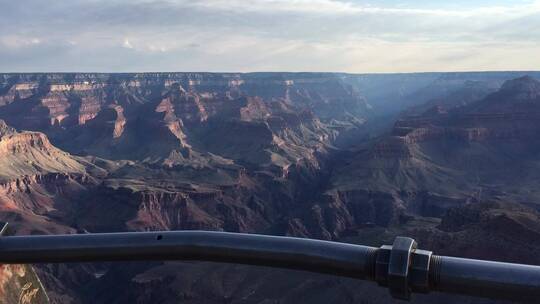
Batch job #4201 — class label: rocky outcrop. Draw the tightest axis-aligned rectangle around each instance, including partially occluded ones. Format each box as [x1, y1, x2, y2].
[372, 77, 540, 160]
[110, 105, 126, 139]
[0, 120, 15, 136]
[0, 265, 50, 304]
[0, 121, 87, 182]
[372, 136, 412, 158]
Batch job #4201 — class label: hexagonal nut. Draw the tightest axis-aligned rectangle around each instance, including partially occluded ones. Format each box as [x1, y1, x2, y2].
[409, 249, 433, 293]
[388, 237, 417, 300]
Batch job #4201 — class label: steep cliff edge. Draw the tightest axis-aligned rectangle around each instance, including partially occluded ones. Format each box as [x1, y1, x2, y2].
[0, 120, 103, 234]
[0, 120, 87, 182]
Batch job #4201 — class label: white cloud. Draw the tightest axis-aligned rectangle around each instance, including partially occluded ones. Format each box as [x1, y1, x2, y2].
[122, 38, 134, 49]
[0, 35, 42, 48]
[182, 0, 540, 17]
[185, 0, 357, 14]
[147, 44, 168, 52]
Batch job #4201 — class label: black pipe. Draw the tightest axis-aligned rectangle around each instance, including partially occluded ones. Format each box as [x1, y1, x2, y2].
[0, 230, 378, 280]
[430, 255, 540, 303]
[1, 230, 540, 302]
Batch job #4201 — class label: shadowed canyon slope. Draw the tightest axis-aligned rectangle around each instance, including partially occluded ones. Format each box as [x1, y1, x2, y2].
[1, 72, 540, 303]
[331, 76, 540, 213]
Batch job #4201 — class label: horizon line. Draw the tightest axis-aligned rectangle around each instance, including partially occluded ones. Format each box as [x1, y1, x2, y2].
[1, 70, 540, 76]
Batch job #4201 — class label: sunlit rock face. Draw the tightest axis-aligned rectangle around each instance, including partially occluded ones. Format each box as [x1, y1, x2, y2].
[0, 264, 50, 304]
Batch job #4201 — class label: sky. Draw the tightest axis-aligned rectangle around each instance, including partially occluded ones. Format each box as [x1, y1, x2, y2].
[0, 0, 539, 73]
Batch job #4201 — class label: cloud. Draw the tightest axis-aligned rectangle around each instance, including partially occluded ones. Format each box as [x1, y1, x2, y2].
[180, 0, 540, 19]
[0, 36, 42, 49]
[0, 0, 539, 72]
[122, 38, 134, 49]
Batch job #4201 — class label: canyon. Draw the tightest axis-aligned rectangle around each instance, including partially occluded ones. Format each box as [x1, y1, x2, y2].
[1, 72, 540, 303]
